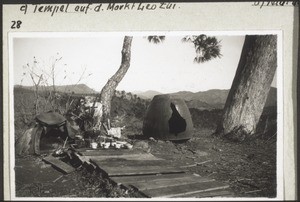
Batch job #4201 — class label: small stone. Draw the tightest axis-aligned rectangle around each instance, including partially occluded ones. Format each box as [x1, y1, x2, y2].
[133, 141, 149, 149]
[40, 164, 51, 169]
[195, 150, 209, 156]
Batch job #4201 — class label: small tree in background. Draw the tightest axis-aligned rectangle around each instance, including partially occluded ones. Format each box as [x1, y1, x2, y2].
[21, 54, 92, 116]
[21, 54, 64, 115]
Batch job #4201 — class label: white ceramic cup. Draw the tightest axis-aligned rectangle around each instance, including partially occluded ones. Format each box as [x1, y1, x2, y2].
[90, 142, 98, 149]
[125, 143, 133, 149]
[104, 142, 110, 149]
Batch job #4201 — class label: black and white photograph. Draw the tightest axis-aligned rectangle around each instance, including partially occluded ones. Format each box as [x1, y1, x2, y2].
[2, 1, 298, 201]
[9, 32, 282, 199]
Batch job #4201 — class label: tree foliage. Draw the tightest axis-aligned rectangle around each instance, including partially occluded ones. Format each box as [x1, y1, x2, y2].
[148, 34, 222, 63]
[183, 35, 222, 63]
[147, 36, 166, 44]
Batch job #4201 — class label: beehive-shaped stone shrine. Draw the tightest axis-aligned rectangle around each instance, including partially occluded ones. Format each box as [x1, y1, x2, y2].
[143, 94, 193, 141]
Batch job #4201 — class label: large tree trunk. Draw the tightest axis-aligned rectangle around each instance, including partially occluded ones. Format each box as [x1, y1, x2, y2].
[216, 35, 277, 141]
[96, 36, 133, 128]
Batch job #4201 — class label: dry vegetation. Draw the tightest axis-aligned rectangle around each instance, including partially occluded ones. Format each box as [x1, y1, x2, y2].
[14, 87, 277, 198]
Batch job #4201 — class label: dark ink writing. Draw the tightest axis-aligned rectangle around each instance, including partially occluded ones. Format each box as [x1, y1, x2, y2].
[74, 4, 92, 14]
[20, 5, 27, 14]
[253, 0, 299, 8]
[33, 4, 69, 16]
[11, 20, 22, 29]
[107, 3, 135, 11]
[19, 3, 179, 16]
[94, 4, 103, 12]
[137, 3, 157, 11]
[159, 2, 176, 9]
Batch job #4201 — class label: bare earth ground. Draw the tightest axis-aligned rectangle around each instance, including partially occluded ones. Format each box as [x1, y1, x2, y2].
[15, 127, 276, 198]
[148, 129, 277, 198]
[13, 90, 277, 198]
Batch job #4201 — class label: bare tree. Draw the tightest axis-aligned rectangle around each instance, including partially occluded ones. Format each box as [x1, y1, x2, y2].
[22, 54, 91, 115]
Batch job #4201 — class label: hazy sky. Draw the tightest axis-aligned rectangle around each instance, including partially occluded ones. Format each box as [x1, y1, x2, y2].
[13, 34, 276, 93]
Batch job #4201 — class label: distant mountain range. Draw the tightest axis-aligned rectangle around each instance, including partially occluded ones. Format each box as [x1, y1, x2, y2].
[134, 87, 277, 110]
[14, 84, 98, 94]
[170, 89, 229, 109]
[132, 90, 162, 100]
[14, 84, 277, 110]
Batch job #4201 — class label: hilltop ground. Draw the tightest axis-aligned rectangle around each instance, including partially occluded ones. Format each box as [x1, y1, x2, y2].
[13, 88, 277, 198]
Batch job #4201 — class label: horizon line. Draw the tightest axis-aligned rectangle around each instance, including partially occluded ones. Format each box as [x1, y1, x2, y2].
[14, 84, 277, 95]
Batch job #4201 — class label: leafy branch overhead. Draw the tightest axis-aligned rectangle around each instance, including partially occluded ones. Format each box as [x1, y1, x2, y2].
[182, 35, 222, 63]
[147, 36, 166, 44]
[147, 35, 222, 63]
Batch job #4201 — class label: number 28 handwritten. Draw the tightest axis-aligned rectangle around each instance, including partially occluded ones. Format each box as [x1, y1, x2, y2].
[11, 20, 22, 29]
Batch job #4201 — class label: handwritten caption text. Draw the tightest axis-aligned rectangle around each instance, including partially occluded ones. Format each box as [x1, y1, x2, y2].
[20, 3, 178, 16]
